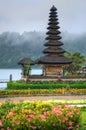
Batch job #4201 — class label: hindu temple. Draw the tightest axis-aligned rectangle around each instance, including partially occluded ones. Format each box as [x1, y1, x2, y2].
[35, 5, 72, 76]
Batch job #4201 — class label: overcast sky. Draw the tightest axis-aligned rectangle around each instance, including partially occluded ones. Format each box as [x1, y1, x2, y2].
[0, 0, 86, 34]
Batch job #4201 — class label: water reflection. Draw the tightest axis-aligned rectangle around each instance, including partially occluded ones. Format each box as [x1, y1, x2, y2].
[0, 69, 22, 81]
[0, 83, 7, 90]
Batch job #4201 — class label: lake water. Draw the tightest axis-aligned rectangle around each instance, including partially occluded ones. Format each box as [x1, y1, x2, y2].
[0, 69, 42, 90]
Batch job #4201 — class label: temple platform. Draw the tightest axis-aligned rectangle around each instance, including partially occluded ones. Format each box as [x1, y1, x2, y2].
[28, 76, 86, 82]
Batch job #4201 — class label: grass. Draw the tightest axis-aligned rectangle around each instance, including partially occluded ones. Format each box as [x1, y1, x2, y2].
[79, 111, 86, 130]
[81, 111, 86, 124]
[49, 100, 86, 104]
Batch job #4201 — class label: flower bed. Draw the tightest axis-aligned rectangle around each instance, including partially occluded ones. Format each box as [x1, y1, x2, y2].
[0, 88, 86, 97]
[0, 101, 81, 130]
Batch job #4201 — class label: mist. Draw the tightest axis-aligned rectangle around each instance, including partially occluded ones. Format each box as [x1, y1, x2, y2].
[0, 31, 86, 68]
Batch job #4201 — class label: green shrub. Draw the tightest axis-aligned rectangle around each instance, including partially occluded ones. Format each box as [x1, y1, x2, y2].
[7, 81, 86, 90]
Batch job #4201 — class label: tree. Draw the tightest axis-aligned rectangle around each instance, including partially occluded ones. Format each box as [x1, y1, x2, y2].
[65, 51, 86, 74]
[23, 64, 30, 76]
[22, 64, 31, 82]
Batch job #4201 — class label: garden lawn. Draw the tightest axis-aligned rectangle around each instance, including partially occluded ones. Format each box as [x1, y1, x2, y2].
[81, 111, 86, 125]
[79, 111, 86, 130]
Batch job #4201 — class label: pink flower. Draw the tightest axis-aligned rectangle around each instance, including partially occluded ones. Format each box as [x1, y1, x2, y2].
[30, 126, 37, 129]
[68, 126, 73, 130]
[28, 114, 33, 118]
[38, 114, 45, 118]
[38, 114, 46, 122]
[27, 118, 31, 122]
[7, 127, 11, 130]
[68, 121, 73, 130]
[9, 111, 14, 116]
[44, 111, 49, 115]
[69, 121, 73, 126]
[69, 112, 73, 117]
[52, 107, 62, 116]
[62, 117, 67, 123]
[0, 119, 3, 126]
[16, 121, 20, 125]
[12, 123, 15, 126]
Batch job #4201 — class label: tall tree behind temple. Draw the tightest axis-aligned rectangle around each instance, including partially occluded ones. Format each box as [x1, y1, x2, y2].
[65, 52, 86, 74]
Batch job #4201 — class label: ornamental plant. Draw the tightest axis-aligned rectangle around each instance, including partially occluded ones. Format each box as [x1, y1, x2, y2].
[0, 88, 86, 97]
[0, 101, 81, 130]
[7, 81, 86, 90]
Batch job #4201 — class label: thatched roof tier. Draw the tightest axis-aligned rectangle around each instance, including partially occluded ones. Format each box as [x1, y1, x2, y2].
[49, 18, 58, 21]
[46, 30, 61, 35]
[18, 58, 34, 66]
[44, 42, 63, 46]
[48, 21, 59, 25]
[35, 55, 72, 64]
[49, 11, 57, 15]
[45, 36, 61, 40]
[49, 14, 57, 18]
[50, 5, 57, 11]
[47, 26, 60, 29]
[43, 47, 65, 54]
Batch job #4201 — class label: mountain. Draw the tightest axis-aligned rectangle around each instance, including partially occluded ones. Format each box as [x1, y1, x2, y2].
[0, 31, 86, 68]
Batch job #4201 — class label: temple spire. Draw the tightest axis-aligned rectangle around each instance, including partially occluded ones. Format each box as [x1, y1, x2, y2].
[35, 6, 72, 77]
[44, 5, 64, 55]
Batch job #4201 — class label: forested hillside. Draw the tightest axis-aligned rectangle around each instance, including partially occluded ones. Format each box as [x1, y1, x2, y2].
[0, 31, 86, 68]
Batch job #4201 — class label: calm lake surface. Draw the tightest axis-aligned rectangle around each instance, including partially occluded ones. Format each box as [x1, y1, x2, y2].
[0, 69, 42, 89]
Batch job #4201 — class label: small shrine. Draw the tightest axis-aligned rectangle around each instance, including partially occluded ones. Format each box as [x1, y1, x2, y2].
[18, 57, 34, 78]
[35, 5, 72, 77]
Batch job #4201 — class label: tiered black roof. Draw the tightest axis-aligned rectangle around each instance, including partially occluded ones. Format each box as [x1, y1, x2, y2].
[36, 5, 72, 64]
[18, 57, 34, 66]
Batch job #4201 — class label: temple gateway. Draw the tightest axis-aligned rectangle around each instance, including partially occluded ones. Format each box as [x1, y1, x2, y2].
[35, 5, 72, 77]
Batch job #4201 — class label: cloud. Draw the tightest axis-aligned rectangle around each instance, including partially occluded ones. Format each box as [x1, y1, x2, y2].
[0, 0, 86, 33]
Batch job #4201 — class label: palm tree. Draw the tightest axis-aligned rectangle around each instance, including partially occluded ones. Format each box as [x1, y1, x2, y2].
[65, 51, 86, 74]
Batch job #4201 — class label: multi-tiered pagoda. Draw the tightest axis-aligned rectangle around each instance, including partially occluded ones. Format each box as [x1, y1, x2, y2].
[36, 5, 72, 76]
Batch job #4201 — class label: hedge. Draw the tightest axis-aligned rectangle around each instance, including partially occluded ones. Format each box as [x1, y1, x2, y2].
[7, 81, 86, 90]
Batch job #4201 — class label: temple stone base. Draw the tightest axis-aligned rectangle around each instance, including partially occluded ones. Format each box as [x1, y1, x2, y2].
[29, 76, 59, 82]
[28, 76, 86, 82]
[45, 72, 58, 77]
